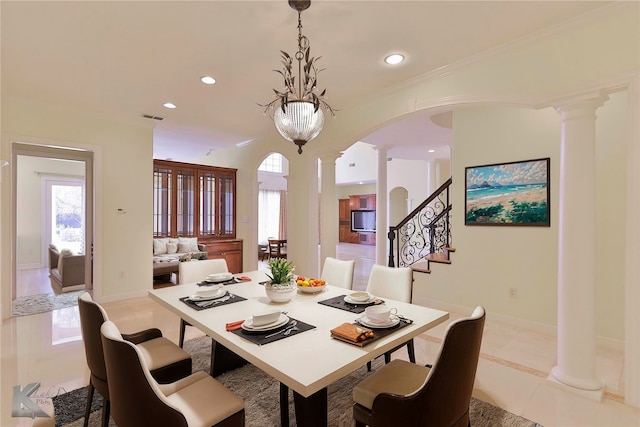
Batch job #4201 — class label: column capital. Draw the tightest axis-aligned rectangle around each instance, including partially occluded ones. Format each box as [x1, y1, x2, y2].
[553, 91, 609, 120]
[317, 150, 343, 164]
[374, 145, 389, 156]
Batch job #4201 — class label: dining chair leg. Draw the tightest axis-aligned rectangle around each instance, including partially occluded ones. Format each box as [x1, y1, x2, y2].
[179, 319, 187, 348]
[101, 398, 110, 427]
[407, 338, 416, 363]
[279, 382, 290, 427]
[83, 382, 94, 427]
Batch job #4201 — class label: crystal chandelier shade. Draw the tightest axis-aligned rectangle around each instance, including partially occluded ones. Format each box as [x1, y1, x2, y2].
[260, 0, 335, 154]
[274, 101, 325, 154]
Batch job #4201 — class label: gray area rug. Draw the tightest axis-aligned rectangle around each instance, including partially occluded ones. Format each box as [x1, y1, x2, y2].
[53, 336, 542, 427]
[11, 290, 85, 317]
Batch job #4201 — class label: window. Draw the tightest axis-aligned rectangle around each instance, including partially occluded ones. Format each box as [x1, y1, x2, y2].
[258, 153, 283, 173]
[258, 190, 282, 243]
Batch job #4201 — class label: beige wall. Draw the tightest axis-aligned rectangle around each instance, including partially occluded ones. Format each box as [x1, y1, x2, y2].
[1, 97, 154, 315]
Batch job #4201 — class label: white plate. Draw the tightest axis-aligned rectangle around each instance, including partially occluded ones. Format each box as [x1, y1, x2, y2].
[189, 288, 226, 301]
[242, 314, 290, 331]
[357, 314, 400, 329]
[297, 284, 327, 294]
[344, 295, 377, 305]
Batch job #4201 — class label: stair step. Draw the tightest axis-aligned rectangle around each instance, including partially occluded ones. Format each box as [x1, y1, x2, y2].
[425, 253, 452, 264]
[410, 260, 431, 274]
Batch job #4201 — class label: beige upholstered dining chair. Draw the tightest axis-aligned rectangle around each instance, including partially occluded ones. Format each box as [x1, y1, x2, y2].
[365, 264, 414, 370]
[178, 258, 229, 347]
[100, 320, 245, 427]
[353, 306, 486, 427]
[320, 257, 355, 290]
[78, 292, 192, 427]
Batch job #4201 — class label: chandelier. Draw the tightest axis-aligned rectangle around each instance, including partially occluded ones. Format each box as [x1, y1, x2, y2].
[261, 0, 335, 154]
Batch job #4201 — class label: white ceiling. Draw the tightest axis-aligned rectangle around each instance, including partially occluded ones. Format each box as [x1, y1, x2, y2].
[1, 1, 612, 163]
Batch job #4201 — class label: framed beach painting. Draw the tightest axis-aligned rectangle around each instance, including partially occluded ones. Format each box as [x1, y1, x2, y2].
[465, 158, 550, 226]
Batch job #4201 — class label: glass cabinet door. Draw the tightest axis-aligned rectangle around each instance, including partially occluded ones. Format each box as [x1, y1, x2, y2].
[218, 173, 235, 237]
[153, 167, 172, 237]
[199, 172, 217, 236]
[176, 169, 195, 236]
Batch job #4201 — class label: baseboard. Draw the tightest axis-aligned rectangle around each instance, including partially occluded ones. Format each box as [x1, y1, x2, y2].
[17, 263, 43, 270]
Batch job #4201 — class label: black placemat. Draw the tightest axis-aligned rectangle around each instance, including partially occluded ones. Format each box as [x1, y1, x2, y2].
[179, 292, 247, 311]
[318, 295, 384, 314]
[197, 276, 251, 287]
[231, 317, 315, 345]
[332, 319, 411, 347]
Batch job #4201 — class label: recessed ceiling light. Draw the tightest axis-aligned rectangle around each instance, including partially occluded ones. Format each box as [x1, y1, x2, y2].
[163, 102, 177, 109]
[384, 54, 405, 65]
[428, 149, 435, 153]
[201, 76, 216, 85]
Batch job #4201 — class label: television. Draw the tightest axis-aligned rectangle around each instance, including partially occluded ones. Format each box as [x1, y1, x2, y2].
[351, 210, 376, 232]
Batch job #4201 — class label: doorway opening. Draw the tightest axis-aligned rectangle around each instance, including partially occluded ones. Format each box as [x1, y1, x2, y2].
[12, 143, 94, 305]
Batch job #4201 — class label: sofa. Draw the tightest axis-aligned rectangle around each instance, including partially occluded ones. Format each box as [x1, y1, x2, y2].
[153, 237, 207, 262]
[48, 244, 86, 293]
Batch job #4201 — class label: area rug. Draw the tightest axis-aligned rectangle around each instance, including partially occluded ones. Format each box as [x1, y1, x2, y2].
[11, 290, 85, 317]
[53, 336, 543, 427]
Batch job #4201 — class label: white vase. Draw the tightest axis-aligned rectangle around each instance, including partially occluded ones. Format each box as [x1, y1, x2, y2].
[264, 281, 297, 303]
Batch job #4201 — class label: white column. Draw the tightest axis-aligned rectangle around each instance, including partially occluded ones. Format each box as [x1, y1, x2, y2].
[375, 146, 388, 265]
[550, 92, 608, 396]
[318, 151, 342, 276]
[624, 74, 640, 407]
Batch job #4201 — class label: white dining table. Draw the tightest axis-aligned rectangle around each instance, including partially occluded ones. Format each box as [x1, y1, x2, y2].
[148, 269, 449, 427]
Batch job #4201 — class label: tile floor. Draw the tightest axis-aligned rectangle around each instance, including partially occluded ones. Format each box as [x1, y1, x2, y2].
[2, 243, 638, 426]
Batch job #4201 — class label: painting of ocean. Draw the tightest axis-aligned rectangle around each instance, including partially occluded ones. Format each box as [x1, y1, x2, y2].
[465, 158, 550, 226]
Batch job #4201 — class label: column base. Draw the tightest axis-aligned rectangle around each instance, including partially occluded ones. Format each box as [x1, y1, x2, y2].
[548, 367, 604, 402]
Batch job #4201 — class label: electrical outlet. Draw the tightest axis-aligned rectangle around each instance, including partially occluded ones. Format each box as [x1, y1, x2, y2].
[509, 287, 517, 298]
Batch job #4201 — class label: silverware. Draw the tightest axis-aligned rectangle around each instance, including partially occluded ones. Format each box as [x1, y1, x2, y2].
[397, 315, 413, 324]
[195, 294, 232, 308]
[264, 320, 298, 339]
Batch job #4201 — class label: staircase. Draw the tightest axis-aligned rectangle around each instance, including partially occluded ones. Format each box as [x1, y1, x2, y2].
[387, 178, 454, 273]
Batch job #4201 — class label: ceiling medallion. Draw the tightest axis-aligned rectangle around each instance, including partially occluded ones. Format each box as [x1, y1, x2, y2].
[260, 0, 336, 154]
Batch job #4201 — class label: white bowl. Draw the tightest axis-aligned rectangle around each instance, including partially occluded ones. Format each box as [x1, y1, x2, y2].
[349, 292, 370, 302]
[252, 310, 282, 326]
[206, 272, 233, 282]
[297, 283, 327, 294]
[194, 286, 224, 298]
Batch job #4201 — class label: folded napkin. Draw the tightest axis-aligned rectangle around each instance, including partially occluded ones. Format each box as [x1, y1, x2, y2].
[330, 323, 374, 343]
[226, 320, 245, 331]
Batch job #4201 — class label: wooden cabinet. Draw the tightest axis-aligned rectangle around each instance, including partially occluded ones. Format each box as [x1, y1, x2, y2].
[201, 238, 243, 274]
[153, 160, 243, 271]
[339, 195, 376, 245]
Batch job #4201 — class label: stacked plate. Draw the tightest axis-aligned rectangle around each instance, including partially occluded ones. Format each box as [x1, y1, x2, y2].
[241, 314, 290, 332]
[357, 314, 400, 329]
[205, 272, 234, 283]
[344, 294, 377, 305]
[189, 287, 226, 301]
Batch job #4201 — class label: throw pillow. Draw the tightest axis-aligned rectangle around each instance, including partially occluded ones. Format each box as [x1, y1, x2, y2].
[178, 237, 199, 253]
[166, 242, 178, 254]
[153, 238, 169, 255]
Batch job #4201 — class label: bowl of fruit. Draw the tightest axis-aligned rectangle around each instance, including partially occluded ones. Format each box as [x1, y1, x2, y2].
[296, 276, 327, 294]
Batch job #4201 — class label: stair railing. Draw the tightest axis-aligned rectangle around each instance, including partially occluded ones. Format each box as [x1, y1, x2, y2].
[388, 177, 452, 267]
